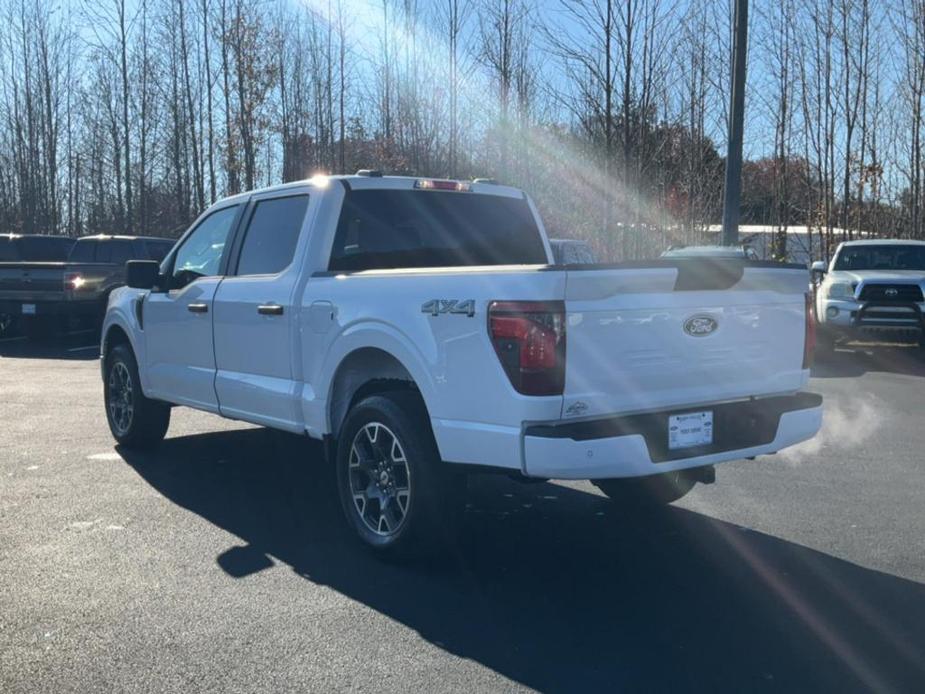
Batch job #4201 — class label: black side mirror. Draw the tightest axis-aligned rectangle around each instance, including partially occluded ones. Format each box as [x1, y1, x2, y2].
[126, 260, 160, 290]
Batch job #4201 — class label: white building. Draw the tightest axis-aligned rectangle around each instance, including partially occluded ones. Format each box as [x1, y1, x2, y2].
[704, 225, 875, 266]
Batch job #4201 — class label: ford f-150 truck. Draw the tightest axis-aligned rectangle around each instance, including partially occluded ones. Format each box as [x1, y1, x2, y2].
[101, 173, 823, 554]
[0, 234, 174, 339]
[0, 234, 76, 335]
[813, 239, 925, 350]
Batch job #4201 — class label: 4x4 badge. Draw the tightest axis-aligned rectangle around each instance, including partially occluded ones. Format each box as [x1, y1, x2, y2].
[421, 299, 475, 317]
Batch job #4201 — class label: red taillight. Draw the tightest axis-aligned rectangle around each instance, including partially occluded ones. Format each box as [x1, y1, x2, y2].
[803, 292, 816, 368]
[488, 300, 566, 395]
[64, 272, 86, 291]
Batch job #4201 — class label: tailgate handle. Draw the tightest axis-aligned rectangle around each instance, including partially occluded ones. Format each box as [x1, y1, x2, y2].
[257, 303, 284, 316]
[187, 302, 209, 314]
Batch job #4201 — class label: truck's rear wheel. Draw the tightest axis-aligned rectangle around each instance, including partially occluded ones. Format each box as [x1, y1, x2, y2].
[104, 344, 170, 449]
[336, 391, 461, 557]
[594, 470, 696, 509]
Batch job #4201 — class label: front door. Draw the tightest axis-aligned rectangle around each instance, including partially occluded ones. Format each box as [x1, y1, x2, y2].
[212, 191, 312, 430]
[143, 204, 241, 411]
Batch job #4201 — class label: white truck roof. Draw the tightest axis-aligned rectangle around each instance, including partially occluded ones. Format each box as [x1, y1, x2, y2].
[838, 239, 925, 247]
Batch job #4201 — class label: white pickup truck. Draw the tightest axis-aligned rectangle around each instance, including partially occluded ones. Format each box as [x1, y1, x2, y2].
[101, 173, 823, 554]
[813, 239, 925, 349]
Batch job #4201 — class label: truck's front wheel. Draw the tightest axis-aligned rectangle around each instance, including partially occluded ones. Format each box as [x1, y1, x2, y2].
[104, 344, 170, 449]
[336, 392, 461, 557]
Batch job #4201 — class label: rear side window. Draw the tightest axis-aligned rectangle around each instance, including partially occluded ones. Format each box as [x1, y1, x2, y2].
[68, 240, 96, 263]
[18, 236, 74, 261]
[145, 240, 174, 262]
[109, 239, 134, 265]
[236, 195, 309, 276]
[95, 242, 112, 263]
[328, 190, 547, 272]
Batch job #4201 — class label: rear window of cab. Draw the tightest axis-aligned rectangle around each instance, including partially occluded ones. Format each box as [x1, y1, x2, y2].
[328, 190, 547, 272]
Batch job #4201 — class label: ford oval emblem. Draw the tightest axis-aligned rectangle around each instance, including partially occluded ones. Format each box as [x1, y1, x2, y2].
[683, 314, 718, 337]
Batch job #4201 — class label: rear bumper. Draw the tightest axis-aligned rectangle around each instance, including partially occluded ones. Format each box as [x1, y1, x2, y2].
[521, 392, 823, 480]
[0, 299, 97, 317]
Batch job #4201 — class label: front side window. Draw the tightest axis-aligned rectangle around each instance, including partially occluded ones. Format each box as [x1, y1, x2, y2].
[328, 190, 547, 272]
[68, 240, 96, 263]
[236, 195, 309, 276]
[145, 240, 175, 262]
[171, 206, 239, 289]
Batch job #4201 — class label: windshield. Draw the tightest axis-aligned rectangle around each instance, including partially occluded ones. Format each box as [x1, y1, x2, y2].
[833, 245, 925, 271]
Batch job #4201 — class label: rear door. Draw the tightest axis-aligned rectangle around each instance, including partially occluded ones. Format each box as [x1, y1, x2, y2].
[562, 260, 810, 419]
[144, 204, 242, 411]
[212, 189, 313, 430]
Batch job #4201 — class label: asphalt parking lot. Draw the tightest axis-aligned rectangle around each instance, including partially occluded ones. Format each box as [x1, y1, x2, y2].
[2, 333, 924, 693]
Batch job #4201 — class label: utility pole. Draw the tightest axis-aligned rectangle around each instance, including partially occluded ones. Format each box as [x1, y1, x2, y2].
[722, 0, 748, 246]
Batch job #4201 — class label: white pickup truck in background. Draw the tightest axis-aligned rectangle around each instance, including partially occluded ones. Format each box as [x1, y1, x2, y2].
[101, 173, 823, 555]
[813, 239, 925, 350]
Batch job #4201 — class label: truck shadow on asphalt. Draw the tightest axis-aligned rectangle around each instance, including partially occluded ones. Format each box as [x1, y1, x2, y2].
[0, 330, 99, 361]
[812, 344, 925, 379]
[118, 428, 925, 693]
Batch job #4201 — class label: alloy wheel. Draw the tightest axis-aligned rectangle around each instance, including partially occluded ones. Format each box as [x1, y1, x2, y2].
[108, 361, 134, 436]
[348, 422, 412, 536]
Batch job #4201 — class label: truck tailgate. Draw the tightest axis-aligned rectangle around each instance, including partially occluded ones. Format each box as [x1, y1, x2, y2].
[562, 261, 810, 418]
[0, 262, 67, 300]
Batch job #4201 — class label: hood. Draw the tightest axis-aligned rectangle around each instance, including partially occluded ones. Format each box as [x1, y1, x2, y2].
[827, 269, 925, 284]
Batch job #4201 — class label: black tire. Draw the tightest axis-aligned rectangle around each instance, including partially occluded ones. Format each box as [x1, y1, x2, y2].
[104, 343, 170, 449]
[335, 391, 463, 557]
[594, 470, 696, 509]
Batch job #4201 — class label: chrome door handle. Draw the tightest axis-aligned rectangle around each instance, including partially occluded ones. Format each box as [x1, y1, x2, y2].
[257, 304, 284, 316]
[187, 302, 209, 313]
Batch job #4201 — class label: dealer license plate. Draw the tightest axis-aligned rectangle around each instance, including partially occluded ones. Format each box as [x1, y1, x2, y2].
[21, 303, 36, 315]
[668, 411, 713, 450]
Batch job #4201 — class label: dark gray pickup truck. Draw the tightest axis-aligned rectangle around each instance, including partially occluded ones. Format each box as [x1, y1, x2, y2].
[0, 234, 174, 338]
